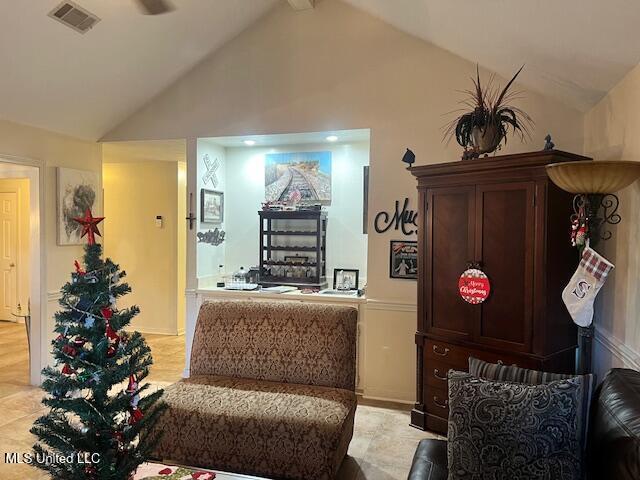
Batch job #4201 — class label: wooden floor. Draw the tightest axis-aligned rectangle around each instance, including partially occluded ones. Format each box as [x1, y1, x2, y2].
[0, 321, 439, 480]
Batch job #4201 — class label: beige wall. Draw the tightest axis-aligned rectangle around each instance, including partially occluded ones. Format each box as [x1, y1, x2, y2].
[104, 0, 584, 401]
[0, 119, 102, 289]
[103, 161, 185, 335]
[0, 178, 30, 314]
[584, 63, 640, 378]
[0, 118, 102, 382]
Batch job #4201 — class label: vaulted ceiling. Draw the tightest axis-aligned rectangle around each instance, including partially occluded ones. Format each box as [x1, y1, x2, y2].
[1, 0, 640, 141]
[342, 0, 640, 114]
[0, 0, 277, 140]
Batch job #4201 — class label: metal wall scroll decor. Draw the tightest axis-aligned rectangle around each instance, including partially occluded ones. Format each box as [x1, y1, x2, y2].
[572, 193, 621, 244]
[374, 198, 418, 235]
[197, 228, 225, 246]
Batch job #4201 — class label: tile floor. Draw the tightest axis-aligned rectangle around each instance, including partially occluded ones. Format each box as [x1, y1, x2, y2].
[0, 321, 440, 480]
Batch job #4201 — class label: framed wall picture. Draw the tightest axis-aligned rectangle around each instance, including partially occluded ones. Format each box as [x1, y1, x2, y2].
[264, 151, 332, 205]
[201, 189, 224, 224]
[390, 240, 418, 280]
[333, 268, 359, 291]
[57, 167, 100, 246]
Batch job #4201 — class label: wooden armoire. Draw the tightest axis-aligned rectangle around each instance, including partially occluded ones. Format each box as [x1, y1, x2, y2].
[410, 150, 589, 434]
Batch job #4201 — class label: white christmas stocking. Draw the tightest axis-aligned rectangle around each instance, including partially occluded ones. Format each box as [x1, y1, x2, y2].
[562, 245, 614, 327]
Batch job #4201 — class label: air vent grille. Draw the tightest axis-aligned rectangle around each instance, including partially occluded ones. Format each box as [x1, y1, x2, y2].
[48, 1, 100, 34]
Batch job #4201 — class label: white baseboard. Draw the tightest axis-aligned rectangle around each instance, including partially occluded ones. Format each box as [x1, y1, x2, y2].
[361, 394, 414, 405]
[135, 326, 181, 336]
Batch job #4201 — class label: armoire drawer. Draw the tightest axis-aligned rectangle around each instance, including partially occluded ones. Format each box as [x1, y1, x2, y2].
[425, 385, 449, 417]
[425, 339, 540, 371]
[425, 340, 469, 369]
[424, 358, 459, 389]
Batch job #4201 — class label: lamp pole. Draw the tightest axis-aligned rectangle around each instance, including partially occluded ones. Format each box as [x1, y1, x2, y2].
[572, 193, 620, 374]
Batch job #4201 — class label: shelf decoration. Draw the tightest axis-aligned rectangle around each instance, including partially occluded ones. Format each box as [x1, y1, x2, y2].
[259, 209, 327, 289]
[333, 268, 359, 291]
[443, 65, 534, 160]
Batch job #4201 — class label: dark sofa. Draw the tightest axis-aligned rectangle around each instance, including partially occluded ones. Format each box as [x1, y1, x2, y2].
[408, 368, 640, 480]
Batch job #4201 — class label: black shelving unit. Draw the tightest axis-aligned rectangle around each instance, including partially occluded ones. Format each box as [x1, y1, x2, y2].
[259, 210, 327, 289]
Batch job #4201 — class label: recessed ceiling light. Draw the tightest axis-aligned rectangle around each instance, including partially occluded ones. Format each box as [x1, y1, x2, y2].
[244, 140, 256, 146]
[326, 135, 338, 142]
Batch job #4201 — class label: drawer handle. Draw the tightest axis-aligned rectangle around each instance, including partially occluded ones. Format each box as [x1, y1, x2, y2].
[433, 396, 449, 409]
[432, 345, 450, 356]
[433, 368, 448, 381]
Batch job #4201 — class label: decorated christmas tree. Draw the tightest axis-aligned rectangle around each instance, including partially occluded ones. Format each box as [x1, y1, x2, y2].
[31, 209, 165, 479]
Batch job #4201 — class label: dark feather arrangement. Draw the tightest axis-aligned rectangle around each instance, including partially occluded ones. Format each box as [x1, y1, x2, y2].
[443, 65, 534, 158]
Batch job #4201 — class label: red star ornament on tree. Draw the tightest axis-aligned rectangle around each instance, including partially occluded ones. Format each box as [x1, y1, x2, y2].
[73, 208, 104, 245]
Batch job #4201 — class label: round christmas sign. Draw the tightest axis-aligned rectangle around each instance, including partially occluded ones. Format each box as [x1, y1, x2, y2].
[458, 268, 491, 304]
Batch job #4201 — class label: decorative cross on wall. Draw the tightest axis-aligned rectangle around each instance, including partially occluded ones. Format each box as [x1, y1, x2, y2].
[201, 154, 220, 188]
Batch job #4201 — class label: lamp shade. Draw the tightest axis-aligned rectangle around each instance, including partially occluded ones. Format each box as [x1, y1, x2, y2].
[546, 160, 640, 194]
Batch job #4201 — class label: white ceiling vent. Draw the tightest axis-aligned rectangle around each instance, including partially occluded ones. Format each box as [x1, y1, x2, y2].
[48, 1, 100, 34]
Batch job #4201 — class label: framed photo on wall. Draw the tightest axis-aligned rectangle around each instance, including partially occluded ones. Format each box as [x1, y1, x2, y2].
[201, 189, 224, 224]
[57, 167, 100, 246]
[390, 240, 418, 280]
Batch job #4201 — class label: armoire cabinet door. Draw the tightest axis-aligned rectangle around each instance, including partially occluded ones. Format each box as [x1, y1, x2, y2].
[425, 186, 476, 339]
[474, 182, 535, 352]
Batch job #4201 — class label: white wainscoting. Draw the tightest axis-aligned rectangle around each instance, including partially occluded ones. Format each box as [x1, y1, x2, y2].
[361, 300, 416, 404]
[594, 325, 640, 381]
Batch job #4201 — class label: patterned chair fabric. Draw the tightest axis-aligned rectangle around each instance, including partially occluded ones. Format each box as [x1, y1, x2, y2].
[152, 300, 359, 480]
[190, 300, 358, 390]
[152, 376, 357, 480]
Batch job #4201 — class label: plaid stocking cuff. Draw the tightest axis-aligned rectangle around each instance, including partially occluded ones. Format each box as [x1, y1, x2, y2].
[580, 247, 614, 281]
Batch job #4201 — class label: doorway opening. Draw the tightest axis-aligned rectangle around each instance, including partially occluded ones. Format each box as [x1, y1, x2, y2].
[0, 158, 42, 390]
[101, 140, 187, 383]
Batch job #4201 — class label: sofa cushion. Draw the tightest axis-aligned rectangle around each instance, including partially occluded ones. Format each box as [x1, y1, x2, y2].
[151, 375, 357, 480]
[447, 370, 588, 480]
[190, 301, 358, 390]
[589, 368, 640, 479]
[408, 439, 448, 480]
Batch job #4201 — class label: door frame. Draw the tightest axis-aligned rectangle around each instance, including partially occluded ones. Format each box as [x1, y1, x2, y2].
[0, 154, 45, 386]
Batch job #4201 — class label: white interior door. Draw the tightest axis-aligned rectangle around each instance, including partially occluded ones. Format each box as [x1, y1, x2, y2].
[0, 192, 18, 321]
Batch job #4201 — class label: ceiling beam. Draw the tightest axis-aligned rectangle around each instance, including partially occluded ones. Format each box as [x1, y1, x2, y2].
[287, 0, 315, 11]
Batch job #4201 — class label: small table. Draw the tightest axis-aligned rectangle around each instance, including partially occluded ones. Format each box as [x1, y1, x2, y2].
[134, 462, 268, 480]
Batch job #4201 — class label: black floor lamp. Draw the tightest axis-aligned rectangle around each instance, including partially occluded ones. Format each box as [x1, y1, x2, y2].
[546, 160, 640, 374]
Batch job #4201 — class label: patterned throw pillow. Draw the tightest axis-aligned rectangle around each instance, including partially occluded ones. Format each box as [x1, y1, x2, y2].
[468, 357, 595, 452]
[468, 356, 576, 384]
[447, 370, 588, 480]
